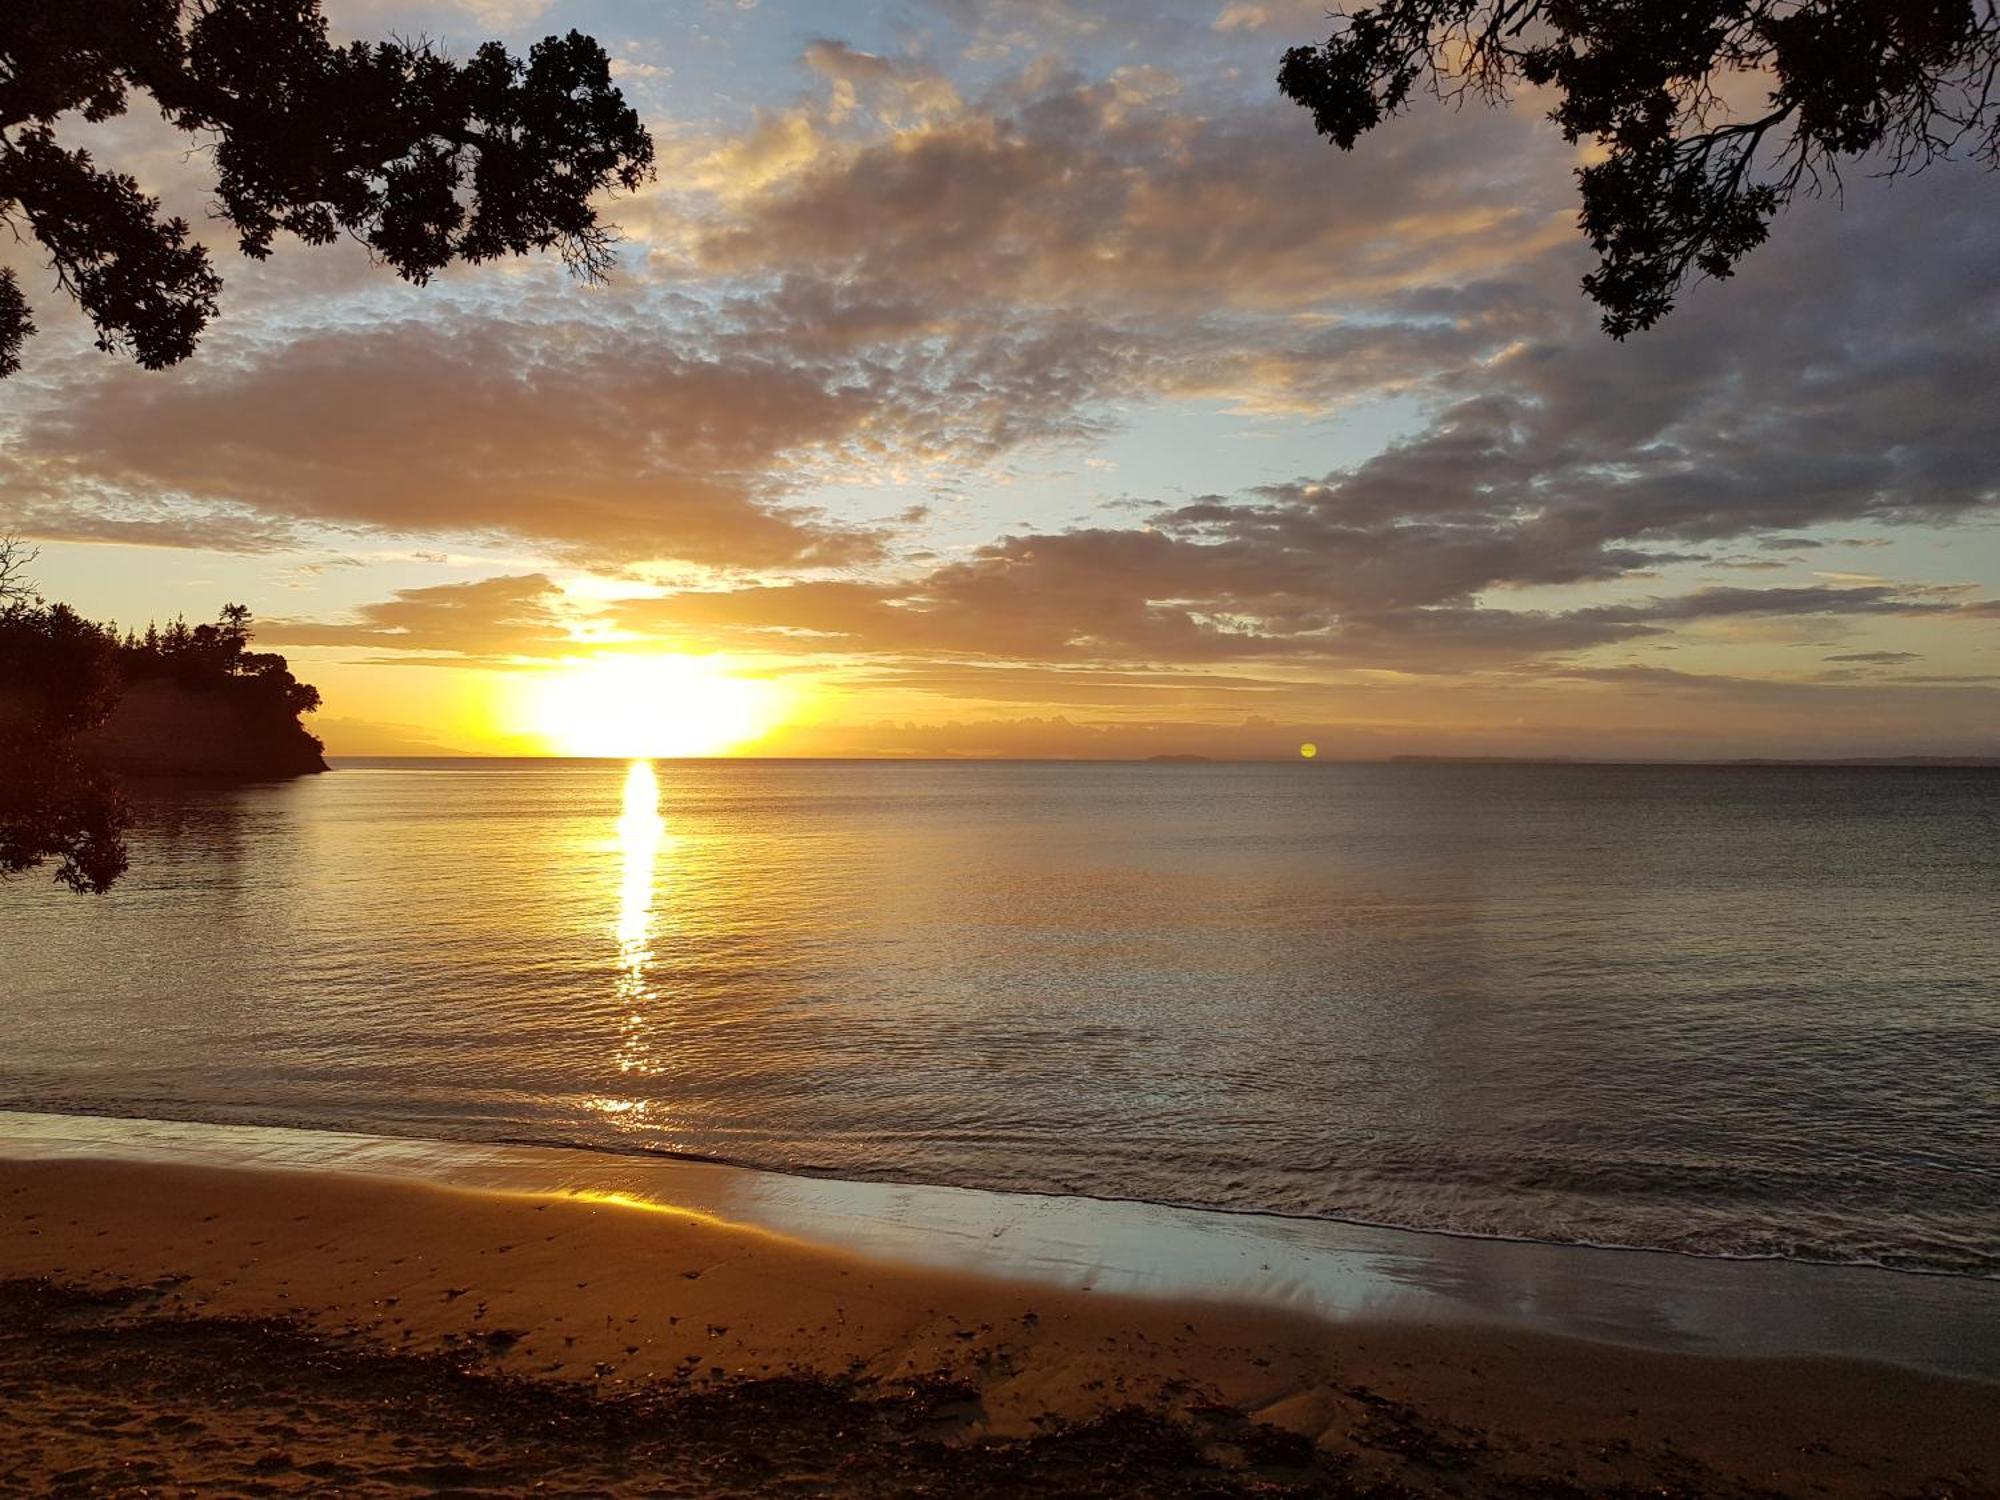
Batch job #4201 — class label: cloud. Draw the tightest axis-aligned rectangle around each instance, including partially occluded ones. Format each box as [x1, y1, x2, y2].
[753, 666, 2000, 759]
[9, 236, 1243, 568]
[328, 0, 557, 32]
[802, 40, 962, 126]
[1589, 585, 1972, 623]
[693, 67, 1573, 320]
[607, 540, 1992, 678]
[261, 573, 575, 661]
[841, 663, 1315, 706]
[5, 316, 898, 569]
[671, 46, 2000, 576]
[0, 499, 302, 554]
[1211, 3, 1328, 33]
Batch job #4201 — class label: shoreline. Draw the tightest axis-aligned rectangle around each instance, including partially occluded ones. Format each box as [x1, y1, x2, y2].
[4, 1112, 1997, 1496]
[5, 1109, 1995, 1381]
[71, 1110, 2000, 1286]
[10, 1105, 1993, 1294]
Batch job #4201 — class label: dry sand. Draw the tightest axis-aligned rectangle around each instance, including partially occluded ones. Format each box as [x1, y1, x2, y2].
[2, 1155, 1994, 1497]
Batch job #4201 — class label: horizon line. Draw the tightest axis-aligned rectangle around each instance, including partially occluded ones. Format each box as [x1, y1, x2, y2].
[323, 752, 2000, 767]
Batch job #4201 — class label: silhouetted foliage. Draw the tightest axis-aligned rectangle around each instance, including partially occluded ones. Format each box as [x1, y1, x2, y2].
[2, 543, 319, 893]
[1279, 0, 2000, 335]
[0, 544, 129, 892]
[0, 532, 37, 606]
[0, 738, 130, 894]
[116, 603, 324, 720]
[0, 0, 656, 375]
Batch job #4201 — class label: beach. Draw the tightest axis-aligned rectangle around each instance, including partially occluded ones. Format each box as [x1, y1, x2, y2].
[4, 1116, 1994, 1497]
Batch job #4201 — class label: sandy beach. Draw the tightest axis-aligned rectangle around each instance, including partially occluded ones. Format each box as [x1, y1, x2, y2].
[3, 1122, 1995, 1497]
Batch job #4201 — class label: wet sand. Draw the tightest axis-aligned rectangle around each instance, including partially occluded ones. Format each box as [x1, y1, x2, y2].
[3, 1133, 1996, 1497]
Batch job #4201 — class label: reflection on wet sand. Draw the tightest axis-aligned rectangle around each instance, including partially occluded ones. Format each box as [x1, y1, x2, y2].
[4, 1109, 1993, 1384]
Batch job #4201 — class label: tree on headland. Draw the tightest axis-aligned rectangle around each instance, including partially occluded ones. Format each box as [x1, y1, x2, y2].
[0, 0, 656, 377]
[1279, 0, 2000, 336]
[2, 537, 321, 893]
[115, 604, 324, 723]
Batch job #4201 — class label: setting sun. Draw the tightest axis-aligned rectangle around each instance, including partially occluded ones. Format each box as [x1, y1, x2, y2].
[529, 654, 783, 758]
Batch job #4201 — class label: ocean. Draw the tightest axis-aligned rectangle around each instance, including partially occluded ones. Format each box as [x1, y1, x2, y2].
[4, 758, 1995, 1277]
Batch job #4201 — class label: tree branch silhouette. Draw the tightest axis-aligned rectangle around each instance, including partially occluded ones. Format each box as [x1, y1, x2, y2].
[0, 0, 656, 375]
[1279, 0, 2000, 335]
[0, 539, 128, 894]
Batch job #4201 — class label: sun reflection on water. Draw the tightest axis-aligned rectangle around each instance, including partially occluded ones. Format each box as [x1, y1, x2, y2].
[605, 760, 670, 1111]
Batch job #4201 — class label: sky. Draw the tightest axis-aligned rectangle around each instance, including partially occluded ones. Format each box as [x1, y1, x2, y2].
[3, 0, 1997, 759]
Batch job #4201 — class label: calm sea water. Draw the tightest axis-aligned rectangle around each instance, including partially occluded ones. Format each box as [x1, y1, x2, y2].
[3, 759, 1996, 1276]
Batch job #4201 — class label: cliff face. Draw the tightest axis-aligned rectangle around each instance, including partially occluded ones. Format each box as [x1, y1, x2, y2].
[78, 680, 327, 778]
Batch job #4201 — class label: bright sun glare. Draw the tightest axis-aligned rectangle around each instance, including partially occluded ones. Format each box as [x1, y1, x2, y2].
[532, 654, 780, 758]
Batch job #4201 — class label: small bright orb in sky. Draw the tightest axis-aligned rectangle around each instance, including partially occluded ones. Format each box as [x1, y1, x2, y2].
[1300, 742, 1318, 759]
[533, 654, 779, 757]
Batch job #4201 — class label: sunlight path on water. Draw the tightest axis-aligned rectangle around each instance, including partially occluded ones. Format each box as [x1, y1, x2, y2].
[3, 761, 1995, 1278]
[605, 761, 669, 1117]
